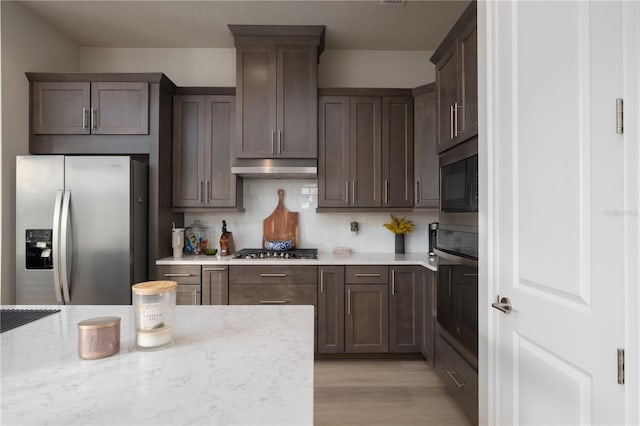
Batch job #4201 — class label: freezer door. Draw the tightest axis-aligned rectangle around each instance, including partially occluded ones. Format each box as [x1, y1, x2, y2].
[64, 156, 138, 304]
[16, 156, 65, 304]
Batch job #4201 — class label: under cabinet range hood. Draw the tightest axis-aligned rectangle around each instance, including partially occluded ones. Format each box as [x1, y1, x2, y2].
[231, 159, 317, 179]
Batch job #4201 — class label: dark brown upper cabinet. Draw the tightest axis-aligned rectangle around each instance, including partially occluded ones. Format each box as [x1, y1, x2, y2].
[431, 1, 477, 153]
[172, 94, 242, 210]
[413, 83, 439, 209]
[229, 25, 325, 159]
[32, 81, 149, 135]
[318, 89, 413, 211]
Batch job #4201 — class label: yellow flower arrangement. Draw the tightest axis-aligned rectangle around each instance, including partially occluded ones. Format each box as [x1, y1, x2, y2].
[383, 215, 414, 234]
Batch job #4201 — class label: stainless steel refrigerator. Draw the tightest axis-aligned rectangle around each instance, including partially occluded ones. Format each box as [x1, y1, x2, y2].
[16, 156, 148, 305]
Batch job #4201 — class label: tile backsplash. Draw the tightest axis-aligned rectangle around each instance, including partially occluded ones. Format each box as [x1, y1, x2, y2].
[185, 180, 438, 254]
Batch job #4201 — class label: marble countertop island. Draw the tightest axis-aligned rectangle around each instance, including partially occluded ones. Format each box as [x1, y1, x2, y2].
[1, 305, 314, 426]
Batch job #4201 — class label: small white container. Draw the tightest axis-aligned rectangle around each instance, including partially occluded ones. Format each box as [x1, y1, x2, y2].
[131, 281, 177, 350]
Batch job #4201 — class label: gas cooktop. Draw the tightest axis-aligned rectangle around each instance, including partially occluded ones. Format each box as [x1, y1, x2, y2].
[233, 248, 318, 260]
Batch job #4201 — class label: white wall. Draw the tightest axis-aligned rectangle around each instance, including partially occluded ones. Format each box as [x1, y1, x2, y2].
[0, 1, 78, 304]
[78, 47, 435, 88]
[185, 180, 438, 254]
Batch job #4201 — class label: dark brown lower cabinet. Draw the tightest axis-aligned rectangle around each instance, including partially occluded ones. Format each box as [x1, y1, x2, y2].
[421, 269, 437, 362]
[317, 266, 345, 353]
[389, 266, 423, 353]
[345, 284, 389, 353]
[176, 284, 201, 305]
[156, 265, 202, 306]
[435, 333, 478, 424]
[202, 266, 228, 305]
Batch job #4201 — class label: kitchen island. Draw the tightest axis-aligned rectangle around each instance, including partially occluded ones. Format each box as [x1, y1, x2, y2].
[0, 305, 314, 425]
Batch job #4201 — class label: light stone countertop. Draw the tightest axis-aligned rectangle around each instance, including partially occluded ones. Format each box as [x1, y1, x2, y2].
[0, 305, 314, 426]
[157, 252, 438, 272]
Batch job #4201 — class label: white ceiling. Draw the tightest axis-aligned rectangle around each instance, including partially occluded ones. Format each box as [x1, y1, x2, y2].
[19, 0, 470, 50]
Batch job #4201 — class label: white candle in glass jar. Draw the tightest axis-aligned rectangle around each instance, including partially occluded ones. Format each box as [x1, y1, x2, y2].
[136, 326, 173, 348]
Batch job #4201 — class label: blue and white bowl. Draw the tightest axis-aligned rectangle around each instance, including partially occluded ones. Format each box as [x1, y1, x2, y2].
[264, 237, 295, 251]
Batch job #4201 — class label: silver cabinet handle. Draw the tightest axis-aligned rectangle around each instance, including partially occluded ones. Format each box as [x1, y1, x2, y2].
[199, 181, 203, 203]
[415, 180, 420, 204]
[90, 107, 96, 130]
[347, 289, 351, 315]
[82, 107, 87, 129]
[463, 273, 479, 277]
[259, 273, 287, 277]
[354, 273, 381, 277]
[384, 180, 389, 205]
[278, 131, 282, 154]
[446, 370, 466, 388]
[320, 270, 324, 293]
[203, 268, 226, 272]
[450, 105, 454, 139]
[193, 290, 198, 305]
[453, 102, 459, 137]
[491, 296, 512, 314]
[206, 180, 210, 204]
[271, 130, 276, 155]
[259, 300, 287, 304]
[345, 180, 349, 204]
[352, 180, 356, 204]
[391, 269, 395, 295]
[164, 273, 195, 277]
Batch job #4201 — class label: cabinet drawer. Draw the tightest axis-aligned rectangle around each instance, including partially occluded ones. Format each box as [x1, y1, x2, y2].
[435, 333, 478, 424]
[345, 265, 389, 284]
[156, 265, 201, 285]
[229, 266, 317, 285]
[229, 283, 317, 310]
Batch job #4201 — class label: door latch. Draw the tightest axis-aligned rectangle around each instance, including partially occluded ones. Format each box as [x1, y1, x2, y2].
[491, 296, 512, 314]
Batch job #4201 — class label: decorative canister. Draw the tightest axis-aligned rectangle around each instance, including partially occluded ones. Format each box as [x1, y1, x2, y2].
[184, 220, 210, 255]
[77, 316, 121, 360]
[131, 281, 177, 350]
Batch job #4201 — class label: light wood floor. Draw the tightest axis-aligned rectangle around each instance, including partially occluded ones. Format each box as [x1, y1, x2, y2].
[314, 359, 472, 426]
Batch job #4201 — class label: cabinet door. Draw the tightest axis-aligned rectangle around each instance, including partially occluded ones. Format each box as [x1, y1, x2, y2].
[350, 97, 381, 207]
[389, 266, 423, 353]
[317, 266, 345, 353]
[435, 47, 458, 152]
[235, 46, 277, 158]
[173, 96, 206, 207]
[382, 96, 414, 208]
[345, 284, 389, 353]
[414, 88, 439, 209]
[32, 82, 90, 135]
[202, 266, 229, 305]
[276, 45, 317, 158]
[318, 96, 350, 207]
[91, 82, 149, 135]
[204, 95, 239, 207]
[176, 284, 201, 305]
[457, 19, 478, 142]
[421, 269, 436, 362]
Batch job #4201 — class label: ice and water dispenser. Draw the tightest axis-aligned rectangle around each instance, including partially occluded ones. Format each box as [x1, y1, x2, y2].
[25, 229, 53, 269]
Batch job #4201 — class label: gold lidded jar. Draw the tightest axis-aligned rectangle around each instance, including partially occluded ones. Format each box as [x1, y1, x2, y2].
[77, 316, 121, 360]
[131, 281, 177, 350]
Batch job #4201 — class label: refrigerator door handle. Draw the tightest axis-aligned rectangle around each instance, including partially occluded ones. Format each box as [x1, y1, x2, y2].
[52, 190, 64, 303]
[60, 190, 72, 303]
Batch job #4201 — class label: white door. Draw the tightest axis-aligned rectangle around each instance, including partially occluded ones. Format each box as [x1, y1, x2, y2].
[482, 1, 635, 424]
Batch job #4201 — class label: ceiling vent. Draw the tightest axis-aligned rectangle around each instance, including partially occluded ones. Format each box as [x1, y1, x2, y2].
[379, 0, 406, 6]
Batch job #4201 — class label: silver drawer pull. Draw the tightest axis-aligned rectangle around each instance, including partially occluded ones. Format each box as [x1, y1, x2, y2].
[259, 273, 287, 277]
[204, 268, 226, 272]
[446, 370, 466, 388]
[463, 273, 479, 277]
[354, 273, 382, 277]
[259, 300, 287, 304]
[164, 273, 194, 277]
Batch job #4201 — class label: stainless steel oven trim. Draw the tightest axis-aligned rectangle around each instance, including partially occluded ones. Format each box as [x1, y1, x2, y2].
[434, 248, 478, 267]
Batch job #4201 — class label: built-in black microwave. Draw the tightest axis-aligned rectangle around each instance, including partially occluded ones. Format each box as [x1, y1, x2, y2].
[440, 139, 478, 213]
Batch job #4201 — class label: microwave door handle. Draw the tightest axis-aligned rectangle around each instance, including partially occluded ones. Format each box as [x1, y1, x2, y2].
[51, 190, 64, 303]
[60, 190, 72, 304]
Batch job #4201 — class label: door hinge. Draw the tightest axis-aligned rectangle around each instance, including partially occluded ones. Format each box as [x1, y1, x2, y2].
[616, 98, 624, 134]
[617, 348, 625, 385]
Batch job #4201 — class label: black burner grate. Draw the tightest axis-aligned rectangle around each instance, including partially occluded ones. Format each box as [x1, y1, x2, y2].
[1, 309, 60, 333]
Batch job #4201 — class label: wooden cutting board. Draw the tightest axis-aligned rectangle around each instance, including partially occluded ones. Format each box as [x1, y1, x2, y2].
[262, 189, 299, 249]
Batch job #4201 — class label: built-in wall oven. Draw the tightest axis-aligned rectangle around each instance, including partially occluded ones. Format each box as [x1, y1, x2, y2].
[435, 137, 478, 359]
